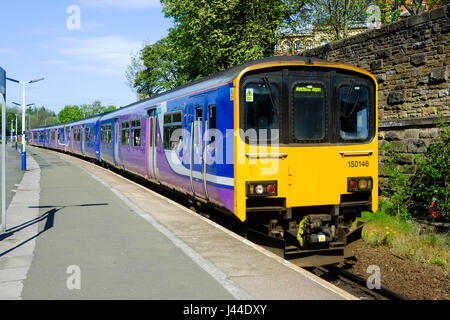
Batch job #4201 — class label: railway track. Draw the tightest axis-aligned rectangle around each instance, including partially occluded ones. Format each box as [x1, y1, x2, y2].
[306, 264, 406, 300]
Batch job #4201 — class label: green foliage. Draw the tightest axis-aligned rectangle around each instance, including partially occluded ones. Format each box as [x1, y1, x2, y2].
[161, 0, 286, 80]
[381, 142, 412, 219]
[408, 119, 449, 221]
[58, 105, 84, 124]
[80, 100, 117, 118]
[27, 105, 58, 128]
[127, 38, 184, 98]
[311, 0, 373, 40]
[58, 101, 117, 124]
[382, 118, 449, 222]
[129, 0, 293, 97]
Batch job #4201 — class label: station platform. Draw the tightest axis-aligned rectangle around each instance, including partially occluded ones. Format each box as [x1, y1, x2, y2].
[0, 146, 357, 300]
[0, 143, 25, 211]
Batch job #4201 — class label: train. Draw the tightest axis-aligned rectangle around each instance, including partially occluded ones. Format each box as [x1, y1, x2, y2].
[29, 56, 378, 266]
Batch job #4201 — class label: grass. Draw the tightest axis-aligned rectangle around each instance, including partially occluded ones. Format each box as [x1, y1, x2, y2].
[354, 202, 450, 269]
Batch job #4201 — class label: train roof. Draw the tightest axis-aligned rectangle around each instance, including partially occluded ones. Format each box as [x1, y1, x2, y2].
[31, 55, 370, 130]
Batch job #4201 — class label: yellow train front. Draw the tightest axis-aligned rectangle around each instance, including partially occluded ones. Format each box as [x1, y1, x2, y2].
[232, 57, 378, 266]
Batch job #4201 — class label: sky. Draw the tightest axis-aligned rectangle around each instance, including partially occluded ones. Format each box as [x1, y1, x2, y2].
[0, 0, 172, 114]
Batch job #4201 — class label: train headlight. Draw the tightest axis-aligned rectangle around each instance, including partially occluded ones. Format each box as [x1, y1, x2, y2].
[255, 184, 264, 195]
[347, 177, 373, 192]
[246, 181, 277, 197]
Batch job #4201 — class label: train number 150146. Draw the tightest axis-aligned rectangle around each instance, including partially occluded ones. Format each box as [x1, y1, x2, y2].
[348, 160, 369, 168]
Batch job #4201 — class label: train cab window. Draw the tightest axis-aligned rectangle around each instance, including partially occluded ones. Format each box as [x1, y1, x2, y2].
[339, 85, 369, 140]
[242, 81, 279, 143]
[121, 121, 130, 145]
[131, 119, 141, 147]
[293, 84, 325, 140]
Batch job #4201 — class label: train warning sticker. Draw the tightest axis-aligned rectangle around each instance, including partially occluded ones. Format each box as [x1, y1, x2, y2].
[318, 234, 326, 242]
[230, 87, 235, 101]
[246, 88, 254, 102]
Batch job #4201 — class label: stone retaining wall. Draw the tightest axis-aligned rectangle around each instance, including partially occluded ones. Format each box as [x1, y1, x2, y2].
[302, 5, 449, 191]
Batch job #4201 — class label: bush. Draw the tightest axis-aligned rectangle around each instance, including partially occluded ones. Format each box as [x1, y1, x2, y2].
[408, 118, 449, 222]
[382, 117, 449, 222]
[381, 142, 412, 219]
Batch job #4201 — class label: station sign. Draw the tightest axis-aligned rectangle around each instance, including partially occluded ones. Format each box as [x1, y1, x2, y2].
[0, 67, 5, 95]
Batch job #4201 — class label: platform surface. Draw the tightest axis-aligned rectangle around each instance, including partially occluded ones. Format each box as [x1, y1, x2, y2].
[0, 146, 356, 300]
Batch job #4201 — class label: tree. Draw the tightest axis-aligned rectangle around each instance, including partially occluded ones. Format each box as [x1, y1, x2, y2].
[127, 0, 290, 98]
[127, 38, 183, 98]
[161, 0, 286, 81]
[58, 105, 84, 123]
[80, 100, 117, 118]
[311, 0, 373, 40]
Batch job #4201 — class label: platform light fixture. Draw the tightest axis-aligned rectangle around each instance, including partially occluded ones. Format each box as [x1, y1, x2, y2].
[7, 77, 44, 171]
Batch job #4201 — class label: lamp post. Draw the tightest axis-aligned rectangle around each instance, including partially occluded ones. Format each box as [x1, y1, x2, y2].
[13, 102, 34, 132]
[10, 120, 13, 144]
[7, 77, 44, 170]
[15, 114, 18, 151]
[1, 66, 6, 233]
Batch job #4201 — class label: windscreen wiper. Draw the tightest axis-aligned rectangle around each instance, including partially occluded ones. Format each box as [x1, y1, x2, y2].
[262, 76, 276, 113]
[341, 80, 360, 118]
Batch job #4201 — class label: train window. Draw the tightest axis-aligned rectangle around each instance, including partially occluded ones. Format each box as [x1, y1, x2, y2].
[293, 84, 325, 140]
[339, 85, 369, 140]
[85, 127, 90, 142]
[131, 119, 141, 147]
[100, 126, 105, 143]
[243, 82, 279, 143]
[209, 105, 216, 130]
[107, 124, 112, 144]
[121, 121, 130, 145]
[101, 124, 112, 144]
[101, 125, 108, 144]
[163, 111, 183, 150]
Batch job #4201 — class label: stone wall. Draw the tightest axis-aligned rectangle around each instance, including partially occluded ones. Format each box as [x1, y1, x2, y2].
[303, 5, 449, 191]
[304, 5, 449, 121]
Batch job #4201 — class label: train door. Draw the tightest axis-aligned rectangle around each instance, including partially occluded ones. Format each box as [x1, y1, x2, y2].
[147, 109, 158, 181]
[64, 126, 68, 152]
[69, 127, 73, 151]
[114, 118, 120, 166]
[81, 125, 85, 154]
[190, 97, 208, 200]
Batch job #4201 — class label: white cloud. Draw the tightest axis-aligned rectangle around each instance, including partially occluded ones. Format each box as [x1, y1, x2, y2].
[76, 0, 161, 9]
[56, 36, 143, 77]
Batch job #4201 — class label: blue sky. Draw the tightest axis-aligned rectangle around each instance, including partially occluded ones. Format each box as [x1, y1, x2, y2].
[0, 0, 172, 114]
